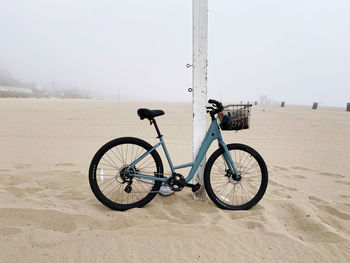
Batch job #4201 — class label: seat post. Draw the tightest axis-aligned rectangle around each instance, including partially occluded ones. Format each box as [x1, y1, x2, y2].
[151, 118, 162, 138]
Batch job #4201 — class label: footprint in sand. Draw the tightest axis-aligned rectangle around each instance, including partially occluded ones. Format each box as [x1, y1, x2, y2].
[308, 195, 324, 204]
[29, 236, 64, 248]
[272, 166, 289, 171]
[323, 206, 350, 221]
[6, 186, 44, 197]
[243, 220, 266, 230]
[335, 180, 350, 186]
[0, 208, 77, 233]
[55, 163, 75, 167]
[269, 180, 298, 192]
[318, 172, 344, 178]
[47, 169, 66, 174]
[269, 189, 292, 199]
[276, 202, 345, 243]
[338, 194, 350, 199]
[290, 167, 345, 179]
[228, 211, 249, 220]
[56, 191, 87, 201]
[291, 166, 316, 172]
[0, 227, 22, 236]
[308, 195, 350, 223]
[14, 164, 32, 169]
[0, 207, 121, 234]
[0, 169, 12, 173]
[23, 187, 44, 194]
[294, 174, 307, 179]
[6, 186, 25, 198]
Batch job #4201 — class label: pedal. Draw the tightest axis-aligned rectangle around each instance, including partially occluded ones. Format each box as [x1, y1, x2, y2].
[184, 182, 201, 193]
[191, 183, 201, 193]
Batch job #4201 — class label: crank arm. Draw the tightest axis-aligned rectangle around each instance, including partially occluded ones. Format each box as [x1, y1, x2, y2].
[184, 182, 201, 192]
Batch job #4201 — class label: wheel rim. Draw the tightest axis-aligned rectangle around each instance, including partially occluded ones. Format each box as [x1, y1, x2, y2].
[95, 143, 159, 205]
[210, 149, 263, 207]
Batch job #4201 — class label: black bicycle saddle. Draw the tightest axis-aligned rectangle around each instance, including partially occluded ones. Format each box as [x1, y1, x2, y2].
[137, 108, 165, 120]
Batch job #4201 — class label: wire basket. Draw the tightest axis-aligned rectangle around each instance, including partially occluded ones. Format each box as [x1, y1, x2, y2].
[218, 104, 252, 131]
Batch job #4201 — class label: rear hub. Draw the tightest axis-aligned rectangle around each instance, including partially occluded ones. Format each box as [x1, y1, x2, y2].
[119, 165, 139, 184]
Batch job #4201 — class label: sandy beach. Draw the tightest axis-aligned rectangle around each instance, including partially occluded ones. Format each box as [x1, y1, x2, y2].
[0, 98, 349, 262]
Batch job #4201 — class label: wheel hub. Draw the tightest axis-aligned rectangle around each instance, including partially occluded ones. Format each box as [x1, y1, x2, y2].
[225, 169, 242, 181]
[119, 165, 139, 183]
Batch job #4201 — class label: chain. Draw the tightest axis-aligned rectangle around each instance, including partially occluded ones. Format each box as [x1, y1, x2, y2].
[102, 171, 176, 194]
[129, 189, 175, 194]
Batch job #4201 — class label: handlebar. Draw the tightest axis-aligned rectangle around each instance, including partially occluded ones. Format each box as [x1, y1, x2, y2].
[208, 99, 223, 110]
[207, 99, 224, 119]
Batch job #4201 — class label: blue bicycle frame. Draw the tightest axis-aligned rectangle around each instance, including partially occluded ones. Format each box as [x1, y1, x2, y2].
[125, 118, 239, 182]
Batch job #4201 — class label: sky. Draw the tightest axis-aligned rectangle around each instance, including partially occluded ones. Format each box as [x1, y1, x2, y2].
[0, 0, 349, 106]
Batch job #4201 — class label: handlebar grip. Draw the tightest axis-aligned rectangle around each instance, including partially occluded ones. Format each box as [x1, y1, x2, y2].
[208, 99, 223, 109]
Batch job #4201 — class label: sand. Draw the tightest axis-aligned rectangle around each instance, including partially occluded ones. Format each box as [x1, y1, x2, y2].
[0, 98, 349, 262]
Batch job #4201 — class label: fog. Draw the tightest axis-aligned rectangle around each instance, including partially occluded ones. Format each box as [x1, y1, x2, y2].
[0, 0, 349, 106]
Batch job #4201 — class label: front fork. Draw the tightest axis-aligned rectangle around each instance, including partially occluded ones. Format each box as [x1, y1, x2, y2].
[219, 141, 241, 181]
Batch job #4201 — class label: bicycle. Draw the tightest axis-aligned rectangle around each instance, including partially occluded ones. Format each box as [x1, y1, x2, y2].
[89, 99, 268, 211]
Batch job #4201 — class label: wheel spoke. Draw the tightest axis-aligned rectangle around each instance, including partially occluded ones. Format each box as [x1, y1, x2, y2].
[99, 161, 118, 169]
[110, 148, 124, 166]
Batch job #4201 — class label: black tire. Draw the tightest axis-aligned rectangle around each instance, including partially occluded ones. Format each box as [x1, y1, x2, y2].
[89, 137, 163, 211]
[204, 144, 268, 210]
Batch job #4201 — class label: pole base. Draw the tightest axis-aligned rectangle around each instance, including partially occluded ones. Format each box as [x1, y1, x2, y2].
[192, 187, 206, 200]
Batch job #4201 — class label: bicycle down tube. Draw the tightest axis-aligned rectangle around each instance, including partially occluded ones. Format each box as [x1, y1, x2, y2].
[126, 118, 239, 182]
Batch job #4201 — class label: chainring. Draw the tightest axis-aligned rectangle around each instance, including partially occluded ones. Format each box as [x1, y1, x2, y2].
[168, 173, 185, 192]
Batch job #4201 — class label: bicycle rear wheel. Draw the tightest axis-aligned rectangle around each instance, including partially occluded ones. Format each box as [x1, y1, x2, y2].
[89, 137, 163, 211]
[204, 143, 268, 210]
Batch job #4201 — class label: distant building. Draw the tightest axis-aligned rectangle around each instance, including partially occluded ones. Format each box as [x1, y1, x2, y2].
[0, 85, 33, 97]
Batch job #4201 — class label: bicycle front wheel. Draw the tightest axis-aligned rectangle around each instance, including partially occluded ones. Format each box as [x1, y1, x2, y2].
[204, 144, 268, 210]
[89, 137, 163, 211]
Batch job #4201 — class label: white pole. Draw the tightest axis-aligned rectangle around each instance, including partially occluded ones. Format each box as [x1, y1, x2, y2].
[192, 0, 208, 200]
